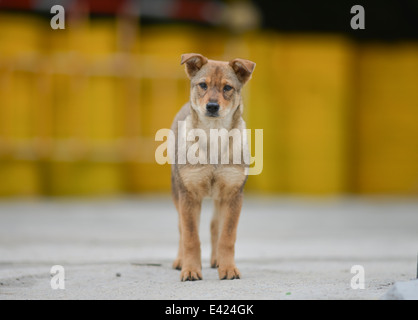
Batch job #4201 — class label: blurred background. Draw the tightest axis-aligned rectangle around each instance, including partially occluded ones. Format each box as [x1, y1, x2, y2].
[0, 0, 417, 198]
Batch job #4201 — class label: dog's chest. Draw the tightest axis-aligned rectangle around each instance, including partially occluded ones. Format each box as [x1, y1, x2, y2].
[181, 115, 247, 166]
[176, 114, 247, 198]
[179, 164, 246, 198]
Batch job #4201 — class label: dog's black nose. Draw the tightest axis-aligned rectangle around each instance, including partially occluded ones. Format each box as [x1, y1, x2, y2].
[206, 102, 220, 114]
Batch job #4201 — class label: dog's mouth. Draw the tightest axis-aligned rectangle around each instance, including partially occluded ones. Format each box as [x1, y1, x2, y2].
[205, 111, 220, 118]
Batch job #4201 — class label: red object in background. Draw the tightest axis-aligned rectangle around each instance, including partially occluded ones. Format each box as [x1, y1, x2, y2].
[171, 0, 221, 22]
[84, 0, 127, 14]
[171, 0, 205, 21]
[0, 0, 128, 14]
[0, 0, 33, 10]
[0, 0, 222, 22]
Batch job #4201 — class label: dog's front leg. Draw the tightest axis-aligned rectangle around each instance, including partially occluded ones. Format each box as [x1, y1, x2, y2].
[179, 191, 203, 281]
[217, 190, 243, 280]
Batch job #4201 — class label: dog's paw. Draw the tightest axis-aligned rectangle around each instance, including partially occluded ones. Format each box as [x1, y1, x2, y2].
[172, 258, 182, 270]
[180, 267, 203, 281]
[218, 265, 241, 280]
[210, 258, 218, 269]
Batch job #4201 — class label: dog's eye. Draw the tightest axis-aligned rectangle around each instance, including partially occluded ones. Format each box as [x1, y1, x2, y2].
[199, 83, 207, 90]
[223, 85, 233, 92]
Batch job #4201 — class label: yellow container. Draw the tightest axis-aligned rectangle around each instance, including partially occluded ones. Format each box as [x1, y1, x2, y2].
[355, 43, 418, 194]
[0, 13, 44, 196]
[244, 34, 352, 194]
[48, 161, 124, 196]
[244, 32, 287, 193]
[48, 18, 124, 195]
[278, 35, 352, 194]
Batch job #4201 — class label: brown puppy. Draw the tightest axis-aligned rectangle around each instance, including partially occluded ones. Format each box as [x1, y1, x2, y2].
[171, 53, 255, 281]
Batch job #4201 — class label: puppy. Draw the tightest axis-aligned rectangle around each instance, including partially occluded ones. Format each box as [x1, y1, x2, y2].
[171, 53, 255, 281]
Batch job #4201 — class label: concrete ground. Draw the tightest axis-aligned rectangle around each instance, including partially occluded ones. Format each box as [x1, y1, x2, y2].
[0, 195, 417, 300]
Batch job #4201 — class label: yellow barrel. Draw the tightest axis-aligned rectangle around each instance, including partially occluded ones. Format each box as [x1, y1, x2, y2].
[0, 13, 44, 196]
[355, 43, 418, 194]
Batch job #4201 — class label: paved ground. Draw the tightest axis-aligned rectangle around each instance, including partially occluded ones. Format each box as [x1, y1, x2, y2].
[0, 195, 417, 300]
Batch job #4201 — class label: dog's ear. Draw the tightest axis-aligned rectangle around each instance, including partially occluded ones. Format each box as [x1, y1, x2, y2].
[180, 53, 208, 79]
[229, 58, 256, 84]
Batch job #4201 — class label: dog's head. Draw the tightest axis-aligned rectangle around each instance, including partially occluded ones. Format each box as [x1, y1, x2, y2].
[181, 53, 255, 119]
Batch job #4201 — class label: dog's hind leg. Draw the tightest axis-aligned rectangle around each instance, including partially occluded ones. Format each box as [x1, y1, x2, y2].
[172, 210, 183, 270]
[210, 200, 221, 268]
[171, 178, 183, 270]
